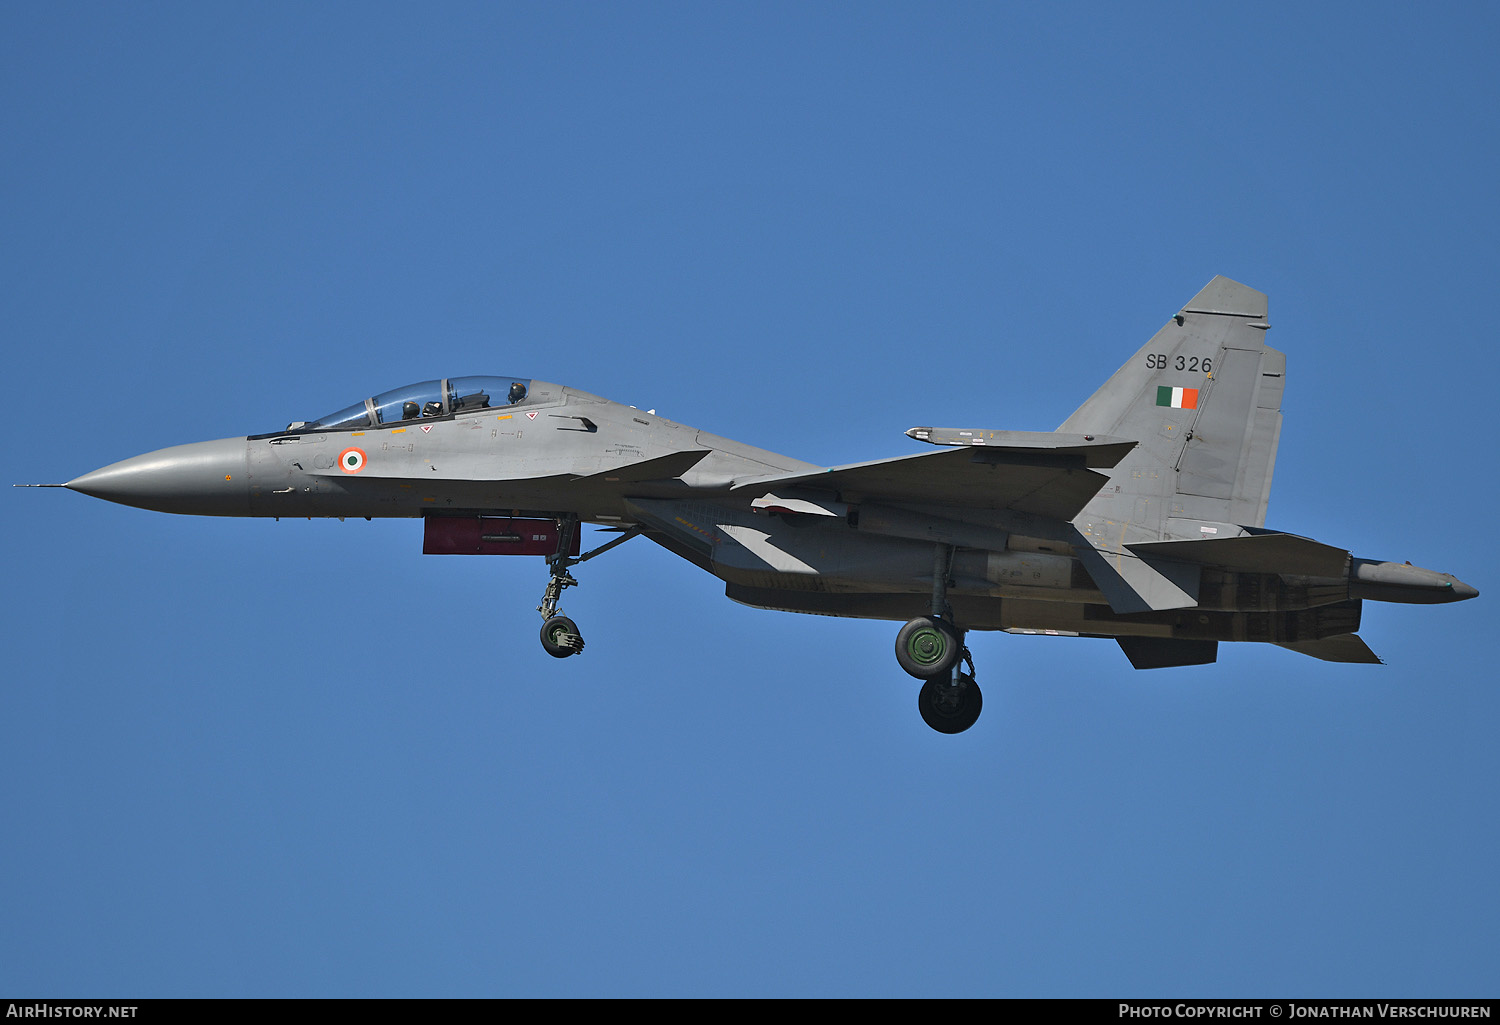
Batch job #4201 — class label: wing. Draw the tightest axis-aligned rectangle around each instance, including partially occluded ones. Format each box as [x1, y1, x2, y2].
[730, 434, 1135, 520]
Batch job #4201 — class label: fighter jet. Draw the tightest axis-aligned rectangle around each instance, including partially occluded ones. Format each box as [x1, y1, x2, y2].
[51, 277, 1477, 733]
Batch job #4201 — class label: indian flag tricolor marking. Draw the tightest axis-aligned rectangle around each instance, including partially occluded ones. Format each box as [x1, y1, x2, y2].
[1156, 386, 1198, 409]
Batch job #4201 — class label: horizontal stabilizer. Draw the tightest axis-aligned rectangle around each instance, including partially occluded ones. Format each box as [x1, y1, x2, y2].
[1275, 634, 1383, 664]
[1126, 532, 1349, 578]
[1117, 637, 1219, 669]
[1073, 528, 1201, 613]
[581, 449, 710, 484]
[732, 437, 1136, 520]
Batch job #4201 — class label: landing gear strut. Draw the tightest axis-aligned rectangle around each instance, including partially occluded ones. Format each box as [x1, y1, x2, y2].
[897, 543, 984, 733]
[536, 518, 641, 658]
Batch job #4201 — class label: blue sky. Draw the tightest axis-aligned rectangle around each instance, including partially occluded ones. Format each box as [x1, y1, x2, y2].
[3, 2, 1496, 997]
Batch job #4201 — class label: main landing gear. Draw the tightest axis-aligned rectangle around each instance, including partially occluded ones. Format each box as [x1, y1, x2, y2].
[898, 621, 982, 734]
[536, 517, 641, 659]
[895, 545, 984, 734]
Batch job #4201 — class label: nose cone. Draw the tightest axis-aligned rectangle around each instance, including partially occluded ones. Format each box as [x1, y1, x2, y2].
[66, 437, 251, 515]
[1449, 577, 1479, 602]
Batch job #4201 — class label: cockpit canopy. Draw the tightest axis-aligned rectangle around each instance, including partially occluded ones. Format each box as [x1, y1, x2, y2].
[294, 376, 533, 432]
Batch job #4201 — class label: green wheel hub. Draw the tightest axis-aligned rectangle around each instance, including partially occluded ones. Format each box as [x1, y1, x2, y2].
[906, 627, 949, 667]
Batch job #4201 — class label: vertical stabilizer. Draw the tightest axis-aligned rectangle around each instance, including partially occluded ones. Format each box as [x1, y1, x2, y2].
[1060, 276, 1284, 530]
[1062, 277, 1286, 612]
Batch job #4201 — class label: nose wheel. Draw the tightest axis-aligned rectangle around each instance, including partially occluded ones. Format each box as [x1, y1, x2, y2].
[540, 615, 585, 658]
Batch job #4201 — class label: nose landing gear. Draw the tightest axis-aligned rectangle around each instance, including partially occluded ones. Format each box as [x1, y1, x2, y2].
[535, 518, 641, 659]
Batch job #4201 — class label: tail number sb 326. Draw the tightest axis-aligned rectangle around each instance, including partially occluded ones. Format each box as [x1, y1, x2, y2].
[1146, 354, 1212, 373]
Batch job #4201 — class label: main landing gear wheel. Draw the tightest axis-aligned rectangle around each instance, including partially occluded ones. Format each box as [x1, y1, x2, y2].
[895, 616, 962, 679]
[918, 672, 983, 734]
[540, 615, 585, 658]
